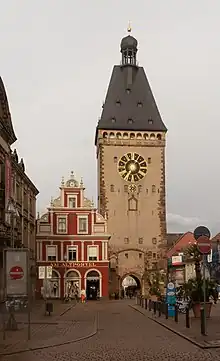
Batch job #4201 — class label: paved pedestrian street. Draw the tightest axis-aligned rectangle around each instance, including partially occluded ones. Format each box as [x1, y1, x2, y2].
[1, 300, 220, 361]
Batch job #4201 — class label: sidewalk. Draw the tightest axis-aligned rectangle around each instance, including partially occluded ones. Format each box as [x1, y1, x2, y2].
[131, 302, 220, 349]
[0, 300, 96, 356]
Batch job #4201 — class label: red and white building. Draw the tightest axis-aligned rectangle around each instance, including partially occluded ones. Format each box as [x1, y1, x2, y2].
[36, 172, 110, 299]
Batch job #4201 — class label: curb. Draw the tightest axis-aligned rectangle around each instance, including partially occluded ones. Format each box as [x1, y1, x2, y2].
[0, 312, 98, 357]
[129, 305, 219, 350]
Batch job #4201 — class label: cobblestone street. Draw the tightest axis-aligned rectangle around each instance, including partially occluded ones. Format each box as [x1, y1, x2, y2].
[1, 300, 220, 361]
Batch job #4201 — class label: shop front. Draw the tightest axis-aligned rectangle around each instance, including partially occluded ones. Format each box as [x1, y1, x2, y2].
[37, 262, 108, 300]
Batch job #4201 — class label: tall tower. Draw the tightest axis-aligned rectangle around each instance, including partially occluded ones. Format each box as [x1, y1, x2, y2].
[95, 30, 167, 294]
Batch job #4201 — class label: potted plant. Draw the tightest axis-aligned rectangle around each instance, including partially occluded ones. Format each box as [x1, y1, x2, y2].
[183, 278, 218, 317]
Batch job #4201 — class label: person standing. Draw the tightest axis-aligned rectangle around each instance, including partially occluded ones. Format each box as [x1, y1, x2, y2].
[81, 288, 86, 303]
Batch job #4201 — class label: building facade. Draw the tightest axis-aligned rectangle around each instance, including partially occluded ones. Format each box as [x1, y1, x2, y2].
[36, 172, 110, 300]
[0, 76, 39, 299]
[95, 30, 167, 295]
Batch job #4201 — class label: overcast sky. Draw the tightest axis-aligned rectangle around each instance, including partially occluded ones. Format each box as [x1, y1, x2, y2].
[0, 0, 219, 236]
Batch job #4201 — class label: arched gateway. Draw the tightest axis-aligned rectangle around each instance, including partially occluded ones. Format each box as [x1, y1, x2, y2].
[121, 274, 142, 298]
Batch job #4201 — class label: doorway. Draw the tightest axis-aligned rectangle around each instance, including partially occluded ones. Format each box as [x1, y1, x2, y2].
[86, 270, 100, 300]
[122, 274, 141, 299]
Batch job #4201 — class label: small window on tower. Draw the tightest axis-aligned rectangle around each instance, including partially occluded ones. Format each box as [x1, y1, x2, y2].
[116, 100, 121, 106]
[137, 102, 143, 107]
[124, 237, 129, 244]
[125, 253, 128, 258]
[127, 118, 134, 124]
[126, 88, 131, 94]
[139, 253, 142, 259]
[111, 117, 116, 123]
[114, 156, 118, 163]
[124, 185, 128, 192]
[152, 185, 156, 193]
[148, 157, 151, 164]
[139, 237, 143, 244]
[138, 185, 142, 193]
[110, 184, 114, 192]
[148, 119, 153, 125]
[152, 238, 157, 245]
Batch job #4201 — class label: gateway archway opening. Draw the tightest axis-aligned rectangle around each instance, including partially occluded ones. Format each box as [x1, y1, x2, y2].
[86, 270, 100, 300]
[122, 275, 141, 299]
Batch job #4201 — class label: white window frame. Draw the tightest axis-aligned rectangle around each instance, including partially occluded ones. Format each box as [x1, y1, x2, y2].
[77, 215, 88, 234]
[67, 245, 78, 261]
[87, 245, 99, 262]
[67, 195, 77, 208]
[57, 215, 68, 234]
[46, 245, 58, 262]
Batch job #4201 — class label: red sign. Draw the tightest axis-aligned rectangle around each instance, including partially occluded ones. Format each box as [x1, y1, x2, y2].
[9, 266, 24, 280]
[197, 235, 211, 255]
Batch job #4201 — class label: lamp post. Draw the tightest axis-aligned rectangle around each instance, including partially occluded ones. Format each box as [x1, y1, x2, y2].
[63, 253, 67, 301]
[6, 200, 19, 248]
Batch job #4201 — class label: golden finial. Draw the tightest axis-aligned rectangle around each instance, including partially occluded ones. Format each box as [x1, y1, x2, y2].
[50, 196, 54, 206]
[127, 21, 132, 33]
[80, 177, 84, 188]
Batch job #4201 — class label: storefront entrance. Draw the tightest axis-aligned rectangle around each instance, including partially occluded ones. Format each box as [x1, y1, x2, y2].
[64, 270, 81, 299]
[86, 270, 100, 300]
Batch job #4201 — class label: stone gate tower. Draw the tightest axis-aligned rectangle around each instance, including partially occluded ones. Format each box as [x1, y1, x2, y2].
[95, 30, 167, 295]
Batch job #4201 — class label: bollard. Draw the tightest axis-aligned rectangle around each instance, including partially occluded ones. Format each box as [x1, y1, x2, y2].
[158, 302, 161, 317]
[174, 304, 178, 323]
[165, 303, 168, 319]
[142, 298, 144, 308]
[200, 308, 206, 335]
[186, 307, 190, 328]
[145, 299, 147, 310]
[149, 300, 152, 311]
[153, 301, 157, 314]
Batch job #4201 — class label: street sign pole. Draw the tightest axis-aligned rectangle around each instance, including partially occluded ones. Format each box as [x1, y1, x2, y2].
[202, 254, 206, 335]
[194, 226, 211, 337]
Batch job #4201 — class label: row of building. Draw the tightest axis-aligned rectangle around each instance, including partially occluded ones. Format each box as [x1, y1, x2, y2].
[0, 77, 39, 300]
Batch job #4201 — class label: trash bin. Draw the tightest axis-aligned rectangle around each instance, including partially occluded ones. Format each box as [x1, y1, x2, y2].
[45, 302, 53, 315]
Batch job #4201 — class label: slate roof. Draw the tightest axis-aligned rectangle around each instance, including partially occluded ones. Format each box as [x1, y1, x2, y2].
[0, 76, 17, 145]
[96, 64, 167, 134]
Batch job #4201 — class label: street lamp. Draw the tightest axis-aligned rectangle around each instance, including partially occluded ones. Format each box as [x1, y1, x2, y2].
[6, 200, 19, 248]
[63, 253, 67, 300]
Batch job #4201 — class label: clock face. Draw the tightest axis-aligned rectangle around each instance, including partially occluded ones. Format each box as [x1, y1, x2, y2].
[118, 152, 147, 182]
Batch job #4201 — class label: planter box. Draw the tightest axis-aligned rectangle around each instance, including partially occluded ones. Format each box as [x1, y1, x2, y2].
[192, 302, 212, 318]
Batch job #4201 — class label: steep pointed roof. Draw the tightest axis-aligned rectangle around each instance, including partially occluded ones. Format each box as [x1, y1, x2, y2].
[95, 33, 167, 140]
[0, 77, 17, 145]
[97, 65, 167, 133]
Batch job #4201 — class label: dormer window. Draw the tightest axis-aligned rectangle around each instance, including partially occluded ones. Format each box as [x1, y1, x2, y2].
[111, 117, 116, 123]
[137, 102, 143, 107]
[116, 100, 121, 106]
[127, 118, 134, 124]
[126, 88, 131, 94]
[148, 119, 153, 125]
[68, 195, 77, 208]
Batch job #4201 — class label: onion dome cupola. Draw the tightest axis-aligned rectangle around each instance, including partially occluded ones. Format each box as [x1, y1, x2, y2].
[120, 27, 138, 66]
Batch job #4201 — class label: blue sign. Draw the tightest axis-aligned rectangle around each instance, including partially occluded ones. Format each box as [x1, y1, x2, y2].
[166, 282, 176, 317]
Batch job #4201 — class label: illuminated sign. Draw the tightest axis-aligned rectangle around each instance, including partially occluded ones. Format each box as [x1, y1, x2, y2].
[50, 262, 96, 268]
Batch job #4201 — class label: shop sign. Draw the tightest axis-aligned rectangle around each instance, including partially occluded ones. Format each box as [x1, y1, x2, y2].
[50, 262, 96, 268]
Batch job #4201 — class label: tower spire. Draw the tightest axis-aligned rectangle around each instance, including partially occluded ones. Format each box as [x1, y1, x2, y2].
[127, 21, 132, 33]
